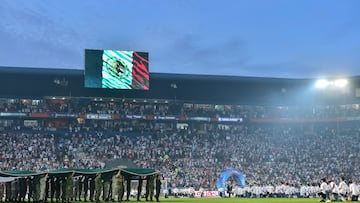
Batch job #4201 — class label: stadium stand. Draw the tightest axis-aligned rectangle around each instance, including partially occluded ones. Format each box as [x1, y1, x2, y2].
[0, 67, 360, 200]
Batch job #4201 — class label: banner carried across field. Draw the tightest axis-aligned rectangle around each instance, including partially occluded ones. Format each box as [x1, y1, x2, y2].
[0, 168, 159, 179]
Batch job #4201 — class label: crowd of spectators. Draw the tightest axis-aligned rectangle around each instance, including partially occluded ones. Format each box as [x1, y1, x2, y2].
[1, 97, 360, 120]
[0, 97, 360, 192]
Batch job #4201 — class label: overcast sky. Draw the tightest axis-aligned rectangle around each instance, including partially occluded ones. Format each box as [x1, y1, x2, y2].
[0, 0, 359, 78]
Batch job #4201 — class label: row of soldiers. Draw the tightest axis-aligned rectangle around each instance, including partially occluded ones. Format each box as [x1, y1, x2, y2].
[0, 171, 162, 203]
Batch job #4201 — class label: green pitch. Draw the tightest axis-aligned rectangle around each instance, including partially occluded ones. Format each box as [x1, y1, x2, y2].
[154, 198, 319, 203]
[72, 198, 319, 203]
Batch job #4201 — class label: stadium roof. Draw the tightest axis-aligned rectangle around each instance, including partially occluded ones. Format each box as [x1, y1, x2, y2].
[1, 66, 359, 105]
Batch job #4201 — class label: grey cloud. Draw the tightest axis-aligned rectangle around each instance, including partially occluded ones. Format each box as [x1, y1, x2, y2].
[0, 1, 86, 67]
[154, 33, 250, 75]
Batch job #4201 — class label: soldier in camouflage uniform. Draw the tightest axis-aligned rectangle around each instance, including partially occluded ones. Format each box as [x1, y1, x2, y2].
[117, 173, 125, 202]
[33, 175, 41, 203]
[137, 178, 143, 201]
[61, 176, 67, 203]
[89, 176, 95, 202]
[111, 170, 120, 202]
[0, 182, 4, 202]
[147, 175, 155, 202]
[155, 175, 161, 202]
[125, 177, 131, 201]
[66, 173, 74, 203]
[102, 172, 112, 202]
[39, 173, 48, 203]
[95, 173, 102, 203]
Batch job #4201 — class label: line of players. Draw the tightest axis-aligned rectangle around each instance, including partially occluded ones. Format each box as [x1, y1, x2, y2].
[0, 172, 162, 203]
[221, 177, 359, 202]
[318, 177, 359, 202]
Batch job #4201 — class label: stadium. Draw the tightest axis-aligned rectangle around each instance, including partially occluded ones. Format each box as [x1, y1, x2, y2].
[0, 0, 359, 202]
[0, 65, 360, 203]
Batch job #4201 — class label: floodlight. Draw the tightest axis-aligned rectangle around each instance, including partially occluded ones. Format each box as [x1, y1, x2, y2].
[333, 79, 348, 88]
[315, 80, 329, 88]
[315, 78, 349, 89]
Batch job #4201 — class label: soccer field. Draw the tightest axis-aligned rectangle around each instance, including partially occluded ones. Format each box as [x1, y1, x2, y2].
[134, 198, 319, 203]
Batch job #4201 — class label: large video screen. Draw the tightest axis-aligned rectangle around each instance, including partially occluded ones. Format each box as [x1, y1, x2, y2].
[84, 49, 149, 90]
